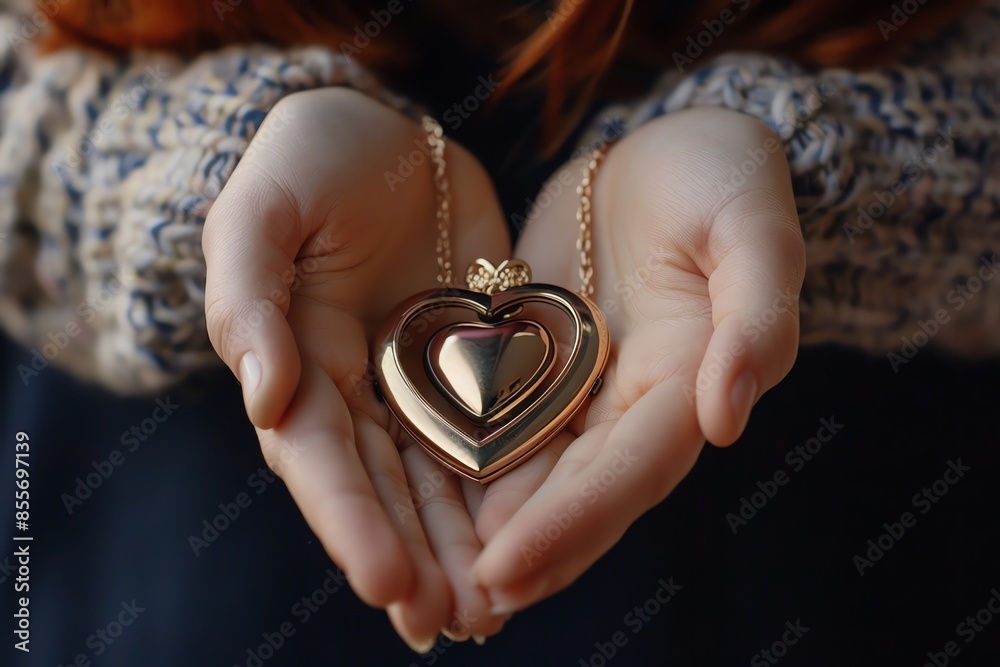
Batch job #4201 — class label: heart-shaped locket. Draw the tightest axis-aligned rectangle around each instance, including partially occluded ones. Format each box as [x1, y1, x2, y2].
[375, 259, 609, 482]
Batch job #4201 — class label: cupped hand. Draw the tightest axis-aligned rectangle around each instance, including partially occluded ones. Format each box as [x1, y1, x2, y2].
[449, 107, 807, 614]
[202, 88, 512, 650]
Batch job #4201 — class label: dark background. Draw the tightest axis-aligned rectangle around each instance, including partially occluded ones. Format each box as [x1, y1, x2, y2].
[2, 331, 999, 667]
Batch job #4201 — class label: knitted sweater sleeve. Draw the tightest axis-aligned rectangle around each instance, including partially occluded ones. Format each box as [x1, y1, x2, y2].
[0, 17, 418, 393]
[584, 0, 1000, 358]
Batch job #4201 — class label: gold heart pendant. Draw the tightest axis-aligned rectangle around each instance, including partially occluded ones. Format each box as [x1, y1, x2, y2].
[375, 259, 610, 482]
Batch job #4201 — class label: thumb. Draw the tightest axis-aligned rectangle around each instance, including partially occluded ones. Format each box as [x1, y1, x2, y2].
[203, 165, 303, 430]
[696, 187, 806, 447]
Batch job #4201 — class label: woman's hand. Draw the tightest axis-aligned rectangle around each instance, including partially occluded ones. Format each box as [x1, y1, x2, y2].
[202, 88, 511, 650]
[456, 108, 806, 613]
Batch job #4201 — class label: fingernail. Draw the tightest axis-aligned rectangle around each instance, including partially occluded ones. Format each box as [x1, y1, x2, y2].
[473, 635, 487, 646]
[489, 601, 522, 616]
[402, 633, 437, 654]
[387, 602, 438, 654]
[239, 351, 262, 397]
[490, 603, 517, 616]
[442, 628, 469, 642]
[412, 637, 437, 654]
[730, 372, 757, 430]
[488, 577, 549, 616]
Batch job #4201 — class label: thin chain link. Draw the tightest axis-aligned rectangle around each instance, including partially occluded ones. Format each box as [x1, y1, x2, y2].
[576, 148, 605, 298]
[423, 115, 452, 287]
[422, 116, 608, 297]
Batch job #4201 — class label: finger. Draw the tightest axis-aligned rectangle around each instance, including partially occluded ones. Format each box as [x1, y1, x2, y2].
[203, 133, 304, 429]
[399, 446, 507, 640]
[460, 478, 486, 522]
[259, 360, 413, 608]
[696, 182, 806, 446]
[352, 411, 452, 653]
[473, 432, 574, 544]
[598, 110, 806, 447]
[471, 378, 703, 614]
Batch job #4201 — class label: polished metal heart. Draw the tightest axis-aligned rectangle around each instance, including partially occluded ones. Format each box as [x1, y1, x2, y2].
[426, 320, 555, 422]
[375, 283, 609, 482]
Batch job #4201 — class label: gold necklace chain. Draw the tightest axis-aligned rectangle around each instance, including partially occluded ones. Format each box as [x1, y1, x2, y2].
[423, 115, 453, 287]
[576, 148, 604, 298]
[422, 115, 604, 296]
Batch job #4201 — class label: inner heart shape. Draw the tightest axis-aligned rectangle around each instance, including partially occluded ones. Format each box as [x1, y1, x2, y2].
[375, 284, 609, 482]
[426, 321, 555, 422]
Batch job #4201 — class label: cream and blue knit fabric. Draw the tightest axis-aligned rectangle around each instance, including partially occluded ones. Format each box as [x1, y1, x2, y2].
[0, 22, 415, 391]
[587, 0, 1000, 355]
[1, 2, 999, 394]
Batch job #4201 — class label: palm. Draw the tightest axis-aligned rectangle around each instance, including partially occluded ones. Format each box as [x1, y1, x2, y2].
[401, 293, 713, 612]
[269, 132, 515, 643]
[376, 136, 719, 627]
[205, 89, 513, 647]
[415, 109, 804, 614]
[395, 132, 719, 615]
[436, 162, 713, 609]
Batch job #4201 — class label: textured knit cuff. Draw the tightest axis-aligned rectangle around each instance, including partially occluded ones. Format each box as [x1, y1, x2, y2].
[0, 36, 417, 393]
[581, 1, 1000, 357]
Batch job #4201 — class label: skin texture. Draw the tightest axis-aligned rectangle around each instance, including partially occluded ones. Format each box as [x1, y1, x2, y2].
[203, 91, 805, 650]
[467, 107, 805, 611]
